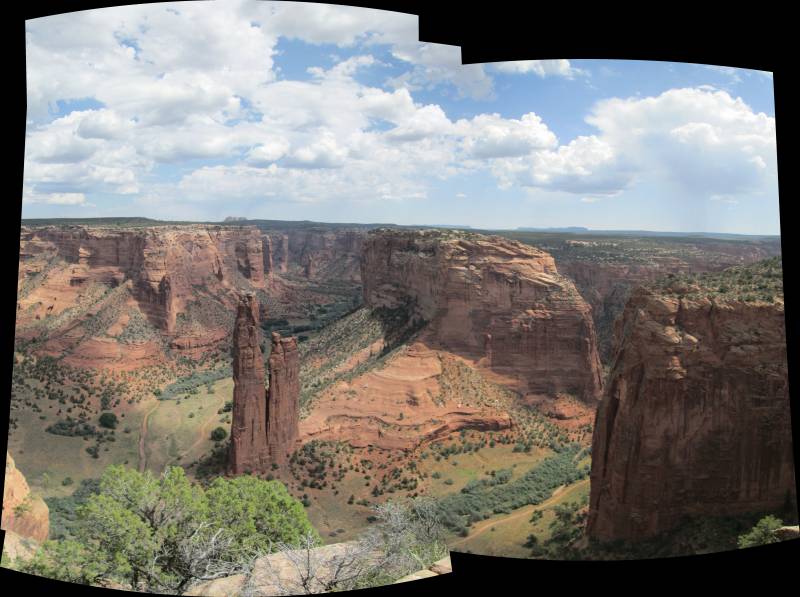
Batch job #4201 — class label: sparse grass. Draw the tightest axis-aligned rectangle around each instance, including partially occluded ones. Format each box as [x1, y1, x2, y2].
[145, 378, 231, 473]
[448, 478, 590, 558]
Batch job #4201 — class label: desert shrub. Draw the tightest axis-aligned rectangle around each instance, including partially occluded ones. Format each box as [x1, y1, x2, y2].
[159, 367, 231, 401]
[434, 444, 584, 532]
[46, 419, 97, 437]
[98, 412, 118, 429]
[210, 427, 228, 441]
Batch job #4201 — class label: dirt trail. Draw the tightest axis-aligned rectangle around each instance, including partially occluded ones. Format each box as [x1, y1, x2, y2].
[449, 485, 568, 549]
[138, 402, 160, 473]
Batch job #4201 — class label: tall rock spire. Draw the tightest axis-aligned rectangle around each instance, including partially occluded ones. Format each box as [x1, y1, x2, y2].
[266, 331, 300, 464]
[228, 293, 270, 475]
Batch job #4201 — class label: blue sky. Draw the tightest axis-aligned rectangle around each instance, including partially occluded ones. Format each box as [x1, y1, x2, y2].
[23, 1, 779, 234]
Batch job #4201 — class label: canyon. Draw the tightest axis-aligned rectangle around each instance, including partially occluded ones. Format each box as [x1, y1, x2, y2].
[9, 219, 792, 559]
[587, 259, 795, 543]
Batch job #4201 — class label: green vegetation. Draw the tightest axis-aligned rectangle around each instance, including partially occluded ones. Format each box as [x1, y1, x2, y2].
[297, 302, 426, 410]
[527, 497, 588, 558]
[654, 257, 783, 303]
[435, 444, 588, 535]
[46, 419, 97, 437]
[117, 308, 161, 344]
[158, 367, 231, 401]
[586, 509, 796, 560]
[737, 515, 784, 549]
[98, 412, 118, 429]
[21, 465, 318, 593]
[210, 427, 228, 441]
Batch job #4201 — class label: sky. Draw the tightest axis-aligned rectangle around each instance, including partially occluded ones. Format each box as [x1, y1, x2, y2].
[22, 1, 780, 234]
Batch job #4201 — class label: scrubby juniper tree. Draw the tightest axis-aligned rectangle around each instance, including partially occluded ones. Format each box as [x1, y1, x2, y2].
[20, 465, 318, 594]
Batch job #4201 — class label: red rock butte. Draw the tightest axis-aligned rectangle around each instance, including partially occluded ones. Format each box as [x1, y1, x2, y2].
[228, 294, 300, 474]
[228, 293, 271, 475]
[587, 281, 796, 542]
[361, 228, 604, 403]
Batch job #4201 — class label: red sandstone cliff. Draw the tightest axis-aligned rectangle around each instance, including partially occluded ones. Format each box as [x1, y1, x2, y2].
[228, 294, 271, 475]
[262, 228, 366, 282]
[587, 261, 795, 542]
[16, 225, 267, 367]
[361, 229, 603, 403]
[266, 332, 300, 463]
[18, 225, 266, 332]
[2, 452, 49, 544]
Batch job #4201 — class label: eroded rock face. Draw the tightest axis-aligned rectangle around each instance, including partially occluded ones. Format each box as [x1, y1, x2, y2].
[262, 228, 366, 282]
[361, 229, 603, 403]
[266, 332, 300, 463]
[228, 294, 271, 475]
[18, 225, 266, 335]
[587, 277, 795, 542]
[554, 241, 782, 363]
[2, 452, 49, 544]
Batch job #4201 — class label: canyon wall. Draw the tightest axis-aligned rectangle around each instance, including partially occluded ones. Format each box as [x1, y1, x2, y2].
[2, 452, 49, 544]
[228, 294, 271, 475]
[587, 264, 795, 542]
[266, 332, 300, 463]
[361, 229, 603, 403]
[18, 225, 266, 334]
[262, 228, 366, 282]
[553, 240, 782, 363]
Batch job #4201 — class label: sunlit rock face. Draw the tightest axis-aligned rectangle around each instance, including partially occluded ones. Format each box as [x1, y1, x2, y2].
[228, 293, 270, 475]
[266, 332, 300, 464]
[361, 229, 604, 404]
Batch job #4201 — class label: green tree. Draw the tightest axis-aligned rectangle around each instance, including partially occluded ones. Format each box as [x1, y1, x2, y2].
[98, 412, 118, 429]
[20, 539, 109, 585]
[20, 465, 317, 594]
[205, 474, 320, 555]
[210, 427, 228, 442]
[737, 515, 784, 549]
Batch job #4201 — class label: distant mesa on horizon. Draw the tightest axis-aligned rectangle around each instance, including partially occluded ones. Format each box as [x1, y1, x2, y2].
[517, 226, 590, 232]
[16, 216, 779, 239]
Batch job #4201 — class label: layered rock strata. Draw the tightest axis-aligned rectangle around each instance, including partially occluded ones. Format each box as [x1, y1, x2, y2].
[587, 264, 795, 542]
[228, 294, 271, 475]
[361, 229, 603, 403]
[17, 225, 266, 335]
[262, 228, 366, 282]
[266, 332, 301, 463]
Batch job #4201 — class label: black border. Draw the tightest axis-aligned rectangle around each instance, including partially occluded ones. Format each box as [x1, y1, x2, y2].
[3, 1, 798, 595]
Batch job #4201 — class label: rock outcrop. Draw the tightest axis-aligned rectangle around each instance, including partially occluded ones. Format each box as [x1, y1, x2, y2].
[266, 332, 300, 464]
[2, 452, 49, 544]
[361, 229, 603, 403]
[185, 543, 450, 596]
[228, 294, 271, 475]
[228, 296, 301, 474]
[587, 260, 795, 543]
